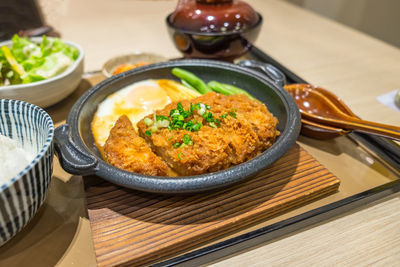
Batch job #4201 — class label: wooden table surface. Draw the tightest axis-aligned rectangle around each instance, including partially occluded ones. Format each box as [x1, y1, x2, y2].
[1, 0, 400, 265]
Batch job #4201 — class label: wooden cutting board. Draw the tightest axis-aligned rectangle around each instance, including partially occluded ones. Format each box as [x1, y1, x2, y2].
[84, 144, 340, 266]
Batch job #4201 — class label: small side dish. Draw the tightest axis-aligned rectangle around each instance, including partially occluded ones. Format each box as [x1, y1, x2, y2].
[92, 68, 279, 176]
[102, 52, 167, 77]
[0, 34, 79, 86]
[112, 62, 150, 75]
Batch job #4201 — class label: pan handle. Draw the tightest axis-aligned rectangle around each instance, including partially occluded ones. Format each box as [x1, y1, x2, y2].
[54, 124, 98, 176]
[237, 59, 287, 87]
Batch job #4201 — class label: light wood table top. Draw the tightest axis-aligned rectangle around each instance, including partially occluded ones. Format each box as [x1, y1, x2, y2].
[1, 0, 400, 266]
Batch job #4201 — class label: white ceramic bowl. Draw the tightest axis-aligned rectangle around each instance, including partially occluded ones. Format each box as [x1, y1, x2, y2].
[0, 99, 54, 246]
[0, 37, 84, 108]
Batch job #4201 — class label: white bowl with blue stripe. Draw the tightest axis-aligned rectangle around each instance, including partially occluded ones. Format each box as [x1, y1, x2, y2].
[0, 99, 54, 246]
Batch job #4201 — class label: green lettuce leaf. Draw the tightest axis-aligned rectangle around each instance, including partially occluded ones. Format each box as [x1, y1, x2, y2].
[1, 34, 79, 86]
[12, 35, 42, 62]
[22, 52, 73, 83]
[40, 36, 79, 60]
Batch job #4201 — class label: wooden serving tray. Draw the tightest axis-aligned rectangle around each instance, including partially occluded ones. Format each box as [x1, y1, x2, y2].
[84, 144, 340, 266]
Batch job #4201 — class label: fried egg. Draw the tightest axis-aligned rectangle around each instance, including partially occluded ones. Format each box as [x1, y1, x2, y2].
[91, 79, 201, 150]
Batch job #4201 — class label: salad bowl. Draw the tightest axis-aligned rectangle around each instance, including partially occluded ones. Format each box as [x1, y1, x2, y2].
[0, 36, 84, 108]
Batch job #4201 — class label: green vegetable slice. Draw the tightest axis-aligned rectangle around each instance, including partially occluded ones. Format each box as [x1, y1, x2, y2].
[207, 81, 233, 96]
[219, 83, 255, 100]
[1, 46, 26, 77]
[171, 67, 212, 94]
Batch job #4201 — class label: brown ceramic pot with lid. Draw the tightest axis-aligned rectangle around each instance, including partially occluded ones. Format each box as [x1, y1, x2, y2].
[166, 0, 262, 61]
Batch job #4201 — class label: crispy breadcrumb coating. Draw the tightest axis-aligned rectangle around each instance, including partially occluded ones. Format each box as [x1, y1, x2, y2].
[103, 115, 168, 176]
[137, 92, 279, 176]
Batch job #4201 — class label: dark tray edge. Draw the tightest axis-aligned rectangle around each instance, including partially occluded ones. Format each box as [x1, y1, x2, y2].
[154, 46, 400, 266]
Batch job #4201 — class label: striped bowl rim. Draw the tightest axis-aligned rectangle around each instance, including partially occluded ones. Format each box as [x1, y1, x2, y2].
[0, 99, 54, 192]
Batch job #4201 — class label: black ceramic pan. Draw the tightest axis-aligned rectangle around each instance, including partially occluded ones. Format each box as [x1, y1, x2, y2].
[54, 59, 300, 193]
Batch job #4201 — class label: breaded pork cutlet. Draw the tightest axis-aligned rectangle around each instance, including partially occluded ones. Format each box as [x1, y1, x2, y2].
[207, 93, 280, 150]
[137, 92, 279, 176]
[103, 115, 168, 176]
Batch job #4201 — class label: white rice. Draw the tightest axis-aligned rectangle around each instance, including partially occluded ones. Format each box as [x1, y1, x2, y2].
[0, 134, 35, 185]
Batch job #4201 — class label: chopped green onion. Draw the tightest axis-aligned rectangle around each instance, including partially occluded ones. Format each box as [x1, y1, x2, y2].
[150, 125, 158, 133]
[193, 103, 201, 110]
[209, 122, 217, 128]
[145, 130, 151, 136]
[155, 119, 170, 128]
[177, 102, 184, 113]
[173, 142, 181, 148]
[197, 108, 205, 116]
[203, 112, 213, 122]
[177, 152, 184, 160]
[156, 115, 169, 121]
[144, 117, 153, 126]
[151, 101, 228, 137]
[170, 109, 180, 116]
[182, 134, 193, 145]
[229, 111, 237, 118]
[183, 120, 191, 129]
[192, 122, 202, 131]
